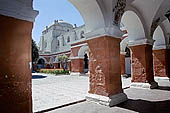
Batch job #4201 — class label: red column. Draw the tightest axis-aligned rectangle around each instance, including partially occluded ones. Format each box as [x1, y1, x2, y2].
[0, 15, 33, 113]
[120, 54, 126, 75]
[153, 49, 170, 78]
[71, 58, 84, 73]
[86, 36, 127, 106]
[68, 62, 72, 71]
[130, 44, 158, 88]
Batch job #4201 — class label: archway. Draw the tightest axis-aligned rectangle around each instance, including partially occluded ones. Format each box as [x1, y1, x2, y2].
[152, 25, 170, 78]
[37, 57, 47, 69]
[121, 10, 157, 89]
[78, 46, 89, 73]
[121, 10, 146, 43]
[120, 37, 131, 76]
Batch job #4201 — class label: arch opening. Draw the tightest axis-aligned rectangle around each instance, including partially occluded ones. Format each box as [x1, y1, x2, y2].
[121, 10, 146, 42]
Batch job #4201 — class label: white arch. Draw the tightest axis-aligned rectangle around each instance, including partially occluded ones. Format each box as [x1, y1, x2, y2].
[153, 26, 166, 50]
[78, 46, 88, 58]
[160, 19, 170, 45]
[37, 56, 47, 64]
[121, 10, 146, 42]
[69, 0, 123, 38]
[120, 37, 129, 53]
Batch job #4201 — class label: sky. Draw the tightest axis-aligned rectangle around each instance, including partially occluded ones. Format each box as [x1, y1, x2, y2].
[32, 0, 84, 44]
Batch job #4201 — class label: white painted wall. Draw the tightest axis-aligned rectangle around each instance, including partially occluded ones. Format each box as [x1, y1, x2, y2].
[39, 21, 86, 55]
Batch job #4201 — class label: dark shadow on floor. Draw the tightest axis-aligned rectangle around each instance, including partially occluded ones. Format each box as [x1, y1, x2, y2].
[32, 75, 47, 79]
[117, 99, 170, 113]
[157, 86, 170, 91]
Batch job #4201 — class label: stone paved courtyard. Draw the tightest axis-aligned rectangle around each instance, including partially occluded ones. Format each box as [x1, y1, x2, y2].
[32, 73, 131, 112]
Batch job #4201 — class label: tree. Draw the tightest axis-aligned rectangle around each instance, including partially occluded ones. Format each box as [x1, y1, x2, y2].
[32, 39, 39, 63]
[58, 55, 68, 71]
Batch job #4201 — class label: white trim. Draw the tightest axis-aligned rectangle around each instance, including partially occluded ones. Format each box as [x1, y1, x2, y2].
[0, 1, 38, 22]
[70, 72, 88, 76]
[70, 57, 84, 60]
[122, 33, 128, 37]
[130, 82, 158, 89]
[153, 45, 169, 50]
[37, 56, 47, 64]
[120, 51, 126, 55]
[85, 26, 124, 40]
[154, 77, 170, 81]
[128, 38, 155, 47]
[86, 93, 128, 107]
[78, 46, 89, 58]
[71, 43, 88, 49]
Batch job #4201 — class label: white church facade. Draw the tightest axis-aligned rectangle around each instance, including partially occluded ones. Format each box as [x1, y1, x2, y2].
[37, 20, 131, 75]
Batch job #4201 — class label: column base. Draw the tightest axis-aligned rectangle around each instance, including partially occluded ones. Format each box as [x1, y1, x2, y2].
[70, 72, 89, 76]
[130, 82, 158, 89]
[86, 93, 128, 107]
[154, 77, 170, 81]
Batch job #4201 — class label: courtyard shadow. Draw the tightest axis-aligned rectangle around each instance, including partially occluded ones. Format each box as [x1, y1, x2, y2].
[32, 75, 47, 79]
[117, 99, 170, 113]
[157, 86, 170, 91]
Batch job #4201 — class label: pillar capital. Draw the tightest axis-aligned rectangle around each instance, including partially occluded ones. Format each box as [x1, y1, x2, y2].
[0, 0, 38, 22]
[128, 38, 155, 47]
[85, 26, 124, 40]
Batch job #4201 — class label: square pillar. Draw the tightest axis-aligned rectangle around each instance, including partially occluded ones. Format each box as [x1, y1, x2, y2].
[153, 49, 170, 78]
[130, 44, 158, 89]
[86, 36, 127, 106]
[120, 53, 126, 76]
[0, 15, 33, 113]
[71, 58, 84, 75]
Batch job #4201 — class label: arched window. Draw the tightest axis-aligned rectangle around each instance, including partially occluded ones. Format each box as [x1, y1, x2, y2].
[62, 36, 65, 46]
[80, 31, 85, 38]
[67, 36, 70, 43]
[57, 40, 60, 46]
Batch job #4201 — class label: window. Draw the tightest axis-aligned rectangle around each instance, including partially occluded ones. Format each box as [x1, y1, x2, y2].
[67, 36, 70, 43]
[80, 31, 85, 38]
[62, 36, 65, 46]
[57, 40, 60, 46]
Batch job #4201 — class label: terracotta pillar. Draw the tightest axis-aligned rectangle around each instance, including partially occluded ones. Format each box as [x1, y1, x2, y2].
[130, 44, 158, 89]
[153, 49, 170, 78]
[120, 52, 126, 76]
[68, 62, 72, 71]
[71, 58, 84, 75]
[0, 15, 33, 113]
[86, 36, 127, 106]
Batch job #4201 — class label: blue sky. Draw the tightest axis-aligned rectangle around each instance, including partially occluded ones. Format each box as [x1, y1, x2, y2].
[33, 0, 84, 44]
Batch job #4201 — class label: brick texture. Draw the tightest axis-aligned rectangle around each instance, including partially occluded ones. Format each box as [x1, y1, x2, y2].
[130, 44, 154, 83]
[153, 49, 170, 78]
[87, 36, 123, 97]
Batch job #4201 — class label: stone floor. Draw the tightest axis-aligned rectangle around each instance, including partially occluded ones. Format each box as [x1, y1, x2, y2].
[32, 73, 131, 112]
[47, 79, 170, 113]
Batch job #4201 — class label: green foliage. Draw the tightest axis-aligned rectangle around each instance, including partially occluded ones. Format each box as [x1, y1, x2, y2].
[32, 39, 39, 63]
[58, 55, 68, 62]
[39, 69, 70, 75]
[58, 55, 68, 71]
